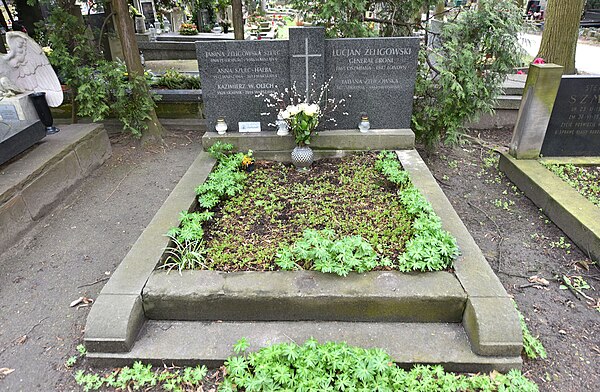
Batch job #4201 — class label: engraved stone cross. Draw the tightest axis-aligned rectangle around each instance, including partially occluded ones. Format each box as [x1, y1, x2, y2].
[292, 37, 322, 101]
[289, 27, 325, 103]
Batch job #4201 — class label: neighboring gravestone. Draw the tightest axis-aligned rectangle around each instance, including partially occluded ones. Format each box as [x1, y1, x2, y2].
[540, 76, 600, 157]
[0, 120, 45, 166]
[197, 27, 419, 131]
[509, 63, 563, 159]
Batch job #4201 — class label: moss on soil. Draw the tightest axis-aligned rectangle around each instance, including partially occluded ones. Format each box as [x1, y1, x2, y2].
[202, 153, 414, 271]
[542, 163, 600, 207]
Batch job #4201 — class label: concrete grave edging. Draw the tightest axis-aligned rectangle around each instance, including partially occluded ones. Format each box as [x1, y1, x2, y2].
[202, 129, 416, 153]
[142, 269, 467, 323]
[396, 150, 522, 358]
[85, 148, 522, 368]
[499, 153, 600, 262]
[84, 151, 216, 353]
[0, 124, 111, 253]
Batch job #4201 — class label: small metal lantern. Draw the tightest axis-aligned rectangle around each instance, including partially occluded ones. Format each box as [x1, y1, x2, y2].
[358, 114, 370, 133]
[215, 117, 228, 134]
[276, 114, 289, 136]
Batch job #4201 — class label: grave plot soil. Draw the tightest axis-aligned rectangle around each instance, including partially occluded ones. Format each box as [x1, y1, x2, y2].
[197, 153, 413, 271]
[419, 128, 600, 392]
[0, 127, 598, 391]
[541, 163, 600, 207]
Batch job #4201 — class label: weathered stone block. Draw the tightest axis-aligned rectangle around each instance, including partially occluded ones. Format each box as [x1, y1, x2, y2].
[0, 195, 33, 251]
[74, 126, 112, 175]
[509, 63, 563, 159]
[85, 294, 145, 353]
[143, 270, 466, 322]
[20, 150, 82, 220]
[463, 297, 522, 357]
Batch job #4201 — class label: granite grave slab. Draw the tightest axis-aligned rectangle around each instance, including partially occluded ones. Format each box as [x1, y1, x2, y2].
[0, 120, 46, 166]
[197, 27, 419, 131]
[540, 76, 600, 157]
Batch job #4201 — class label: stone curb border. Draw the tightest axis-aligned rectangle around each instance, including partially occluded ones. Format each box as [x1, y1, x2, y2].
[84, 149, 522, 368]
[84, 151, 216, 352]
[202, 129, 415, 153]
[499, 153, 600, 262]
[0, 124, 111, 253]
[397, 150, 522, 358]
[142, 270, 467, 323]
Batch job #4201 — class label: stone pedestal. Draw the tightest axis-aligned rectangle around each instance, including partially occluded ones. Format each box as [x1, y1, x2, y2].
[509, 63, 563, 159]
[0, 93, 39, 121]
[0, 120, 45, 166]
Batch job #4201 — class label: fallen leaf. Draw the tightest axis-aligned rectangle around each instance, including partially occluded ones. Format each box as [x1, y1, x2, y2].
[15, 335, 27, 344]
[0, 368, 15, 376]
[70, 297, 84, 307]
[70, 297, 93, 308]
[575, 260, 591, 271]
[528, 275, 549, 286]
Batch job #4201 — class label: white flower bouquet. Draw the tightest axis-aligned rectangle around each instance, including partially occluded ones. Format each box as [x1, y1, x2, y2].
[280, 102, 321, 146]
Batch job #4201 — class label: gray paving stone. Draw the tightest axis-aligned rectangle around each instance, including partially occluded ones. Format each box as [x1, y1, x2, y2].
[87, 320, 522, 372]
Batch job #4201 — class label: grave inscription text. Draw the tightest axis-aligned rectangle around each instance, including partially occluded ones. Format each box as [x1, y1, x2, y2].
[541, 76, 600, 156]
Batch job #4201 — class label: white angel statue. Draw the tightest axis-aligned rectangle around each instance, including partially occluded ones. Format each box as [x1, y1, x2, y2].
[0, 31, 63, 107]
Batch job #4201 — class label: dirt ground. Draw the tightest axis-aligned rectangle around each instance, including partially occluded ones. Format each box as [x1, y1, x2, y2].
[0, 127, 598, 391]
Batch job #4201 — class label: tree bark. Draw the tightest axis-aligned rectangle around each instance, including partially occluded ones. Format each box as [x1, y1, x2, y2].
[537, 0, 585, 74]
[112, 0, 164, 144]
[232, 0, 244, 40]
[434, 1, 445, 20]
[0, 9, 8, 53]
[14, 0, 43, 36]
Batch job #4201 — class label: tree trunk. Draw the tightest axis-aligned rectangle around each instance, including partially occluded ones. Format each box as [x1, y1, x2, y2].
[537, 0, 585, 74]
[434, 1, 445, 20]
[0, 9, 8, 53]
[232, 0, 244, 40]
[112, 0, 164, 145]
[15, 0, 43, 36]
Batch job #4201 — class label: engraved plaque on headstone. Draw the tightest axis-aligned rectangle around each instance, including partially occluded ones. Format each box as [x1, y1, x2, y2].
[0, 104, 19, 121]
[540, 76, 600, 157]
[326, 37, 419, 129]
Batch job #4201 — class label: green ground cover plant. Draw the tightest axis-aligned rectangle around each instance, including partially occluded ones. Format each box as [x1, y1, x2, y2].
[513, 301, 547, 360]
[151, 69, 201, 90]
[73, 341, 538, 391]
[164, 149, 458, 273]
[220, 339, 538, 392]
[542, 163, 600, 207]
[74, 362, 208, 392]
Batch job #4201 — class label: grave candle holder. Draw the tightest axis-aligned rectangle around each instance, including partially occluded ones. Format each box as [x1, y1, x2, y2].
[358, 114, 370, 133]
[215, 117, 228, 134]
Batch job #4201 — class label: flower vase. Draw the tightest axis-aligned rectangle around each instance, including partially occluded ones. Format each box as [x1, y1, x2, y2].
[291, 146, 314, 170]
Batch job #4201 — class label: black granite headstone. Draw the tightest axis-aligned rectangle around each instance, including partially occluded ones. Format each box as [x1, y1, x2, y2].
[326, 37, 419, 129]
[0, 120, 46, 166]
[540, 76, 600, 157]
[196, 27, 419, 131]
[197, 40, 289, 132]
